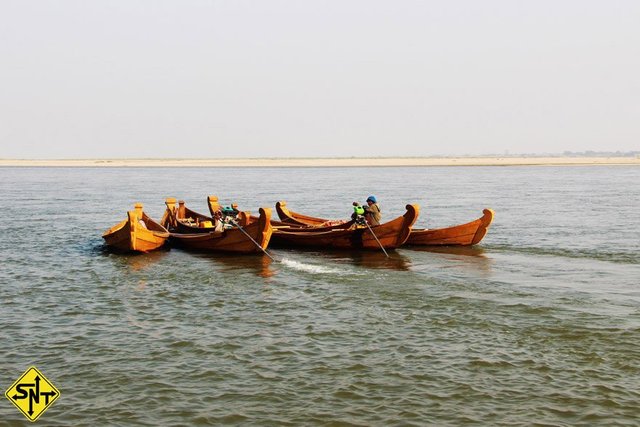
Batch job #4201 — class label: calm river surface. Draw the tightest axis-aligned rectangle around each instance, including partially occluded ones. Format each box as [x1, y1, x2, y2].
[1, 166, 639, 426]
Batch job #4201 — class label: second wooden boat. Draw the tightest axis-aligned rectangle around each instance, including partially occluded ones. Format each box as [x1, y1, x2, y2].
[275, 201, 493, 247]
[271, 204, 419, 250]
[161, 198, 273, 254]
[103, 203, 169, 253]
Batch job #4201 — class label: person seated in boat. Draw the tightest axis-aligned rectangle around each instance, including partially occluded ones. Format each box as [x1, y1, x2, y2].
[363, 195, 381, 226]
[212, 210, 224, 232]
[351, 202, 365, 222]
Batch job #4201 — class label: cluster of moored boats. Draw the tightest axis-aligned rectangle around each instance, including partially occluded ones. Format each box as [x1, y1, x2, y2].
[103, 195, 494, 254]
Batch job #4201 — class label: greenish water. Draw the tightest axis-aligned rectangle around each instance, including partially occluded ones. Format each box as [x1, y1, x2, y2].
[1, 166, 639, 426]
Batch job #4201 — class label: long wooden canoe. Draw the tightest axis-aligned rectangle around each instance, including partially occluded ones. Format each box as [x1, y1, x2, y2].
[103, 203, 169, 253]
[271, 204, 419, 250]
[406, 209, 494, 246]
[275, 201, 343, 227]
[161, 198, 272, 254]
[275, 201, 493, 246]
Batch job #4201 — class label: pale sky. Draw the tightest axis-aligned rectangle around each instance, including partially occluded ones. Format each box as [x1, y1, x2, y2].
[1, 1, 638, 159]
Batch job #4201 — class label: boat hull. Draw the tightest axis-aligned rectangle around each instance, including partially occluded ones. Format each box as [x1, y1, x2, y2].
[406, 209, 494, 246]
[271, 204, 419, 250]
[276, 200, 493, 247]
[163, 198, 273, 254]
[103, 205, 169, 253]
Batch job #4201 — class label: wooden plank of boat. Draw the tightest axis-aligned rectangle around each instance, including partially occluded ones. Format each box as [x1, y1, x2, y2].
[207, 195, 292, 227]
[162, 198, 219, 234]
[275, 200, 494, 247]
[275, 200, 330, 226]
[406, 209, 494, 246]
[271, 204, 419, 250]
[102, 203, 169, 253]
[162, 198, 273, 254]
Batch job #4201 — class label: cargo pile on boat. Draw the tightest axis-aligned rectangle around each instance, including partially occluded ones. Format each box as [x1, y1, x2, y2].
[103, 195, 494, 254]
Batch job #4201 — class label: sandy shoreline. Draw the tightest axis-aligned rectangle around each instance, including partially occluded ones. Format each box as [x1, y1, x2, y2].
[0, 157, 638, 168]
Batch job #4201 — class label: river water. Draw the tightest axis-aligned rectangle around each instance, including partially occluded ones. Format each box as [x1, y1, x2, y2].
[1, 166, 639, 426]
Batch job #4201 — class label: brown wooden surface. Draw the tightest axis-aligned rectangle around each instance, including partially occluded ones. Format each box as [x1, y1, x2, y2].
[271, 204, 419, 250]
[162, 198, 273, 253]
[207, 196, 294, 227]
[276, 201, 494, 247]
[276, 201, 329, 226]
[406, 209, 494, 246]
[103, 203, 169, 252]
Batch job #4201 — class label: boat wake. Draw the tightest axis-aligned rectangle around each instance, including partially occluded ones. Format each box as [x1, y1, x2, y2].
[280, 258, 345, 275]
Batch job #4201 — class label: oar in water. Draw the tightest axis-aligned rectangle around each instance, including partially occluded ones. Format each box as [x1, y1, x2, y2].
[227, 218, 276, 261]
[361, 217, 389, 258]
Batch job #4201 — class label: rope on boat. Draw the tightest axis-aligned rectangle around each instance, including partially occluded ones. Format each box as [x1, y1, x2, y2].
[360, 216, 389, 258]
[229, 219, 276, 261]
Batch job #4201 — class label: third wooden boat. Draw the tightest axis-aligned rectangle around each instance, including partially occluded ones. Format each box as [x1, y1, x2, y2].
[161, 198, 273, 254]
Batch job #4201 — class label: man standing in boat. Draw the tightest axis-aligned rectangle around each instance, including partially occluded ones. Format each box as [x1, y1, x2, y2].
[364, 195, 381, 226]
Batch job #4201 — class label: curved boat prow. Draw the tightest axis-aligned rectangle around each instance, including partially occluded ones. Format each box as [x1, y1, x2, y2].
[257, 207, 273, 250]
[397, 204, 420, 247]
[161, 197, 178, 229]
[275, 200, 289, 220]
[237, 211, 251, 226]
[207, 195, 221, 217]
[126, 208, 141, 252]
[470, 208, 494, 245]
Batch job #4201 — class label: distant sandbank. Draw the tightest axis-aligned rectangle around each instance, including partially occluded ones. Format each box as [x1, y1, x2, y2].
[0, 157, 638, 168]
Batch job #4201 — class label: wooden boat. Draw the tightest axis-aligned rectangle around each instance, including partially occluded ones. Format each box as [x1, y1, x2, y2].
[271, 204, 419, 250]
[275, 201, 493, 246]
[406, 209, 494, 246]
[103, 203, 169, 253]
[208, 195, 292, 227]
[161, 198, 273, 254]
[275, 201, 343, 227]
[276, 201, 494, 246]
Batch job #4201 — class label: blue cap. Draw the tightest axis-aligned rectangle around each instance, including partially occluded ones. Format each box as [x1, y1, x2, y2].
[366, 195, 377, 203]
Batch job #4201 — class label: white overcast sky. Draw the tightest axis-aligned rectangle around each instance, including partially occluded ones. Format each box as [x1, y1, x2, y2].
[1, 1, 638, 158]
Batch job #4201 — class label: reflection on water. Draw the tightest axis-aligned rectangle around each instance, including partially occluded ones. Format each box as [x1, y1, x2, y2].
[404, 245, 493, 276]
[406, 245, 488, 257]
[103, 246, 171, 272]
[350, 250, 412, 271]
[193, 252, 277, 278]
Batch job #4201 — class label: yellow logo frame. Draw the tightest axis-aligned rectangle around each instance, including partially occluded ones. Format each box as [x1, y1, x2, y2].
[5, 366, 60, 422]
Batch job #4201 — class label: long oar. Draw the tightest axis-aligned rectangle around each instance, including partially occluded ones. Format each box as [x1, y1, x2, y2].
[361, 217, 389, 258]
[228, 219, 276, 261]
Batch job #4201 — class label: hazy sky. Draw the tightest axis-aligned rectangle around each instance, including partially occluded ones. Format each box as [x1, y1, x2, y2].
[1, 1, 638, 158]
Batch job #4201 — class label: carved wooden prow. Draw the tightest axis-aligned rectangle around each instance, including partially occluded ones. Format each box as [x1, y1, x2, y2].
[207, 195, 221, 217]
[161, 197, 177, 228]
[177, 200, 186, 220]
[127, 203, 144, 250]
[237, 211, 251, 227]
[133, 203, 144, 221]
